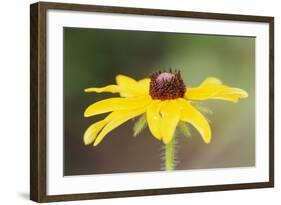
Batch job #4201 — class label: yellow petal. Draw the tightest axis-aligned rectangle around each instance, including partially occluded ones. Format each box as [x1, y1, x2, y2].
[83, 120, 107, 145]
[84, 96, 151, 117]
[116, 75, 137, 97]
[185, 77, 248, 102]
[84, 85, 120, 93]
[161, 100, 181, 144]
[178, 99, 211, 144]
[116, 74, 137, 87]
[85, 75, 150, 97]
[136, 78, 150, 95]
[201, 77, 222, 86]
[211, 89, 248, 102]
[94, 108, 145, 146]
[116, 75, 150, 97]
[146, 100, 163, 140]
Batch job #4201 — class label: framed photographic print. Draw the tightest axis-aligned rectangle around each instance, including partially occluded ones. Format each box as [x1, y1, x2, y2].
[30, 1, 274, 202]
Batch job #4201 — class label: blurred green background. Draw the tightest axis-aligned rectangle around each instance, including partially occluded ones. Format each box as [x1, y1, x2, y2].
[63, 27, 255, 176]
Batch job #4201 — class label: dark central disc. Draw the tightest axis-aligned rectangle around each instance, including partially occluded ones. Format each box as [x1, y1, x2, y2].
[149, 70, 186, 100]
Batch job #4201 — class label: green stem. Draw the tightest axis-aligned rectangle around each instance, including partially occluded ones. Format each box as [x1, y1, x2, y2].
[165, 137, 175, 171]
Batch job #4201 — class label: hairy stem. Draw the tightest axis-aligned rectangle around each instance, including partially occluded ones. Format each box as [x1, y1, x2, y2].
[165, 137, 175, 171]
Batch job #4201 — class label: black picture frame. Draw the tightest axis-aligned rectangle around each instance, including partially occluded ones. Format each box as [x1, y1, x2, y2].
[30, 1, 274, 202]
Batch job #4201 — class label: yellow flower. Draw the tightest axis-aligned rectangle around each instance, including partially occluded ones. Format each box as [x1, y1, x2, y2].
[83, 71, 248, 146]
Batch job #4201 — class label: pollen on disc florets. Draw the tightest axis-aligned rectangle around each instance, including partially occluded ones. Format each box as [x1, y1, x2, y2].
[149, 70, 186, 100]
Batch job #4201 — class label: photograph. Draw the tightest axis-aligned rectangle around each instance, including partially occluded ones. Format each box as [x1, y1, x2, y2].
[30, 2, 273, 202]
[1, 0, 279, 204]
[63, 27, 254, 175]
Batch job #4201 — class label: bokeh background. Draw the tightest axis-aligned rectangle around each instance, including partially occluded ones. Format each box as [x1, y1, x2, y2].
[63, 27, 255, 176]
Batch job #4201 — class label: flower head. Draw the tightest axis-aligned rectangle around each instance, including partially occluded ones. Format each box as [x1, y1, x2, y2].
[83, 71, 248, 146]
[150, 70, 186, 100]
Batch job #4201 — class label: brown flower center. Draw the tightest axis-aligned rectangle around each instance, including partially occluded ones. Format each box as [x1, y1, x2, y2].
[149, 70, 186, 100]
